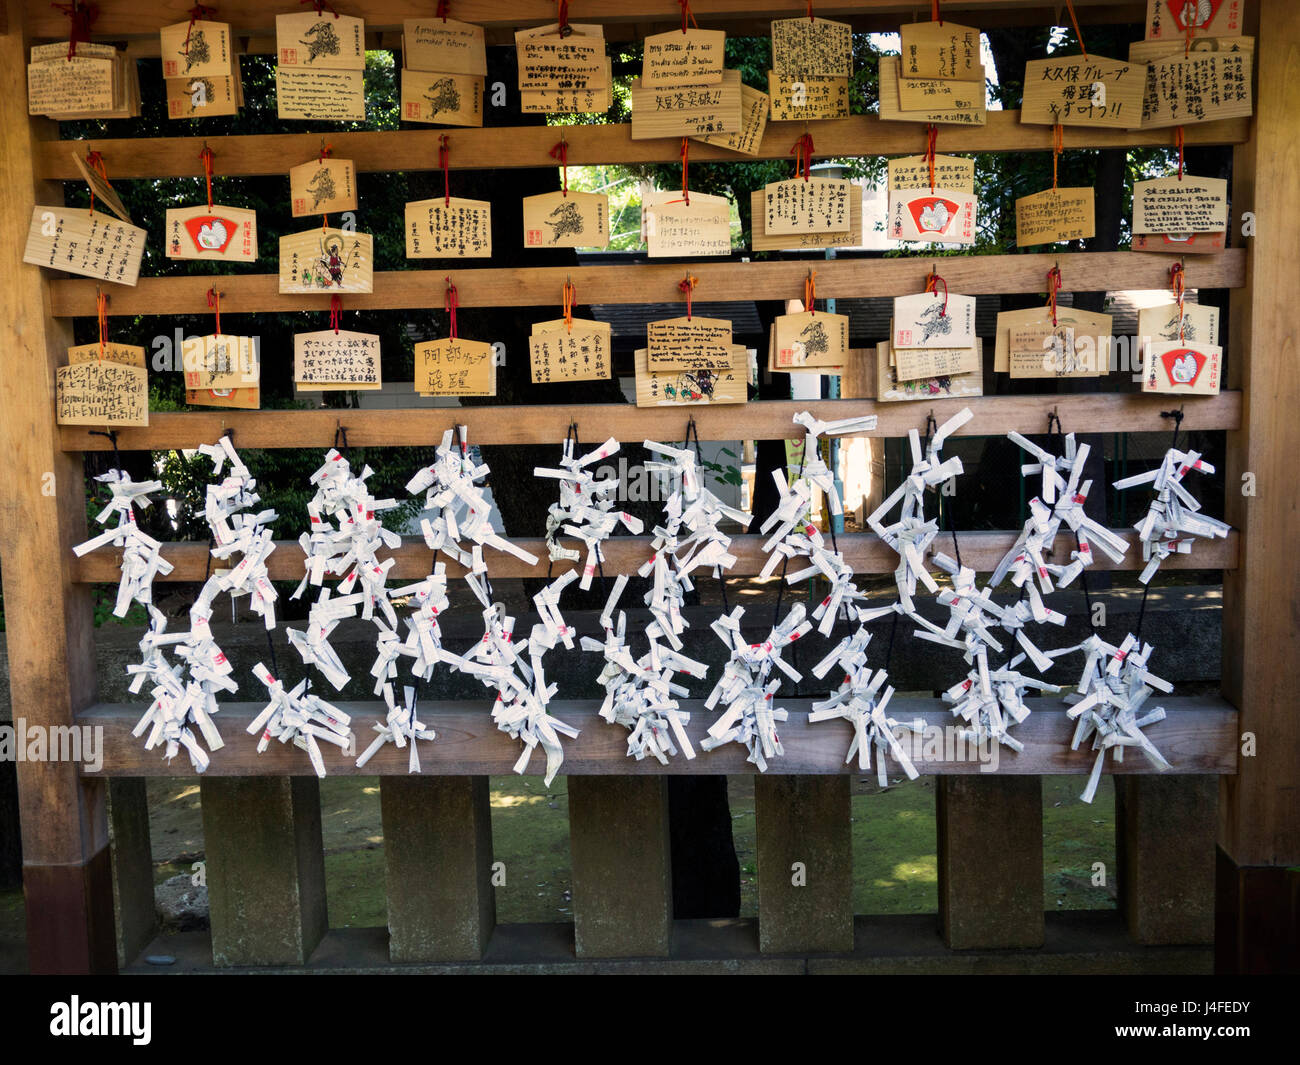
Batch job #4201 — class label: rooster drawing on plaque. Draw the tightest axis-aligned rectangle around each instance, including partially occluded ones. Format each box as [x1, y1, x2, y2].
[1170, 0, 1216, 31]
[917, 301, 954, 344]
[543, 200, 585, 244]
[182, 29, 211, 73]
[424, 78, 462, 117]
[917, 198, 951, 233]
[301, 20, 342, 64]
[306, 168, 337, 211]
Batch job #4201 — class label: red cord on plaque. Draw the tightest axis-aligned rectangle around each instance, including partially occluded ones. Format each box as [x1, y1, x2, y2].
[1170, 261, 1187, 341]
[925, 270, 949, 318]
[679, 274, 698, 320]
[329, 293, 343, 335]
[445, 278, 459, 338]
[208, 287, 223, 336]
[562, 278, 576, 334]
[440, 134, 452, 206]
[550, 137, 569, 197]
[791, 132, 815, 180]
[1046, 265, 1062, 327]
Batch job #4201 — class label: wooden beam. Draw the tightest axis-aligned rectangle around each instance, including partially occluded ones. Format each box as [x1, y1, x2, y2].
[19, 1, 1154, 41]
[70, 528, 1241, 583]
[34, 114, 1249, 182]
[0, 0, 115, 974]
[1220, 1, 1300, 870]
[78, 697, 1239, 777]
[62, 391, 1244, 452]
[48, 251, 1248, 317]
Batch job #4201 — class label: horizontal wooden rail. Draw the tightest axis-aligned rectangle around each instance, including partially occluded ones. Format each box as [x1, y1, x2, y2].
[37, 114, 1249, 182]
[78, 695, 1239, 776]
[51, 251, 1247, 318]
[63, 392, 1242, 452]
[70, 528, 1240, 582]
[23, 1, 1152, 41]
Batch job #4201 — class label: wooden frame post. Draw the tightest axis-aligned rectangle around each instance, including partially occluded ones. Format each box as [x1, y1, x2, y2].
[0, 0, 116, 973]
[1218, 0, 1300, 974]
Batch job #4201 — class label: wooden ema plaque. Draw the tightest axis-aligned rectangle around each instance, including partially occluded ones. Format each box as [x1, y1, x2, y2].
[631, 68, 742, 139]
[529, 319, 612, 384]
[749, 188, 863, 251]
[402, 18, 488, 76]
[279, 229, 374, 293]
[23, 206, 146, 286]
[522, 191, 609, 249]
[294, 330, 383, 390]
[165, 205, 258, 262]
[405, 197, 492, 258]
[289, 157, 357, 217]
[635, 346, 746, 407]
[401, 70, 484, 126]
[415, 336, 496, 396]
[1021, 55, 1145, 128]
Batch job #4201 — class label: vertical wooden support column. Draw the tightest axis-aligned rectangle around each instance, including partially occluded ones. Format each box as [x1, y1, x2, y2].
[201, 777, 327, 967]
[1115, 777, 1215, 944]
[569, 777, 671, 957]
[755, 775, 853, 954]
[380, 776, 495, 962]
[0, 0, 115, 973]
[109, 779, 158, 967]
[1219, 2, 1300, 973]
[937, 776, 1044, 949]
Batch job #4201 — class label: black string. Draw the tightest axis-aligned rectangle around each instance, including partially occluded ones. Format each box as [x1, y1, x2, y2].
[333, 423, 351, 461]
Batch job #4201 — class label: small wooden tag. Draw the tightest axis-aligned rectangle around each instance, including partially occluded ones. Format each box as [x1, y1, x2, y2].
[893, 340, 981, 382]
[645, 196, 732, 257]
[642, 28, 725, 87]
[749, 188, 862, 251]
[888, 153, 976, 194]
[1132, 175, 1229, 233]
[646, 316, 734, 371]
[68, 342, 146, 368]
[766, 73, 850, 120]
[635, 346, 747, 406]
[771, 16, 852, 79]
[877, 339, 984, 401]
[73, 151, 131, 223]
[166, 74, 239, 119]
[1021, 55, 1145, 127]
[24, 206, 146, 286]
[160, 19, 232, 79]
[276, 68, 365, 121]
[414, 336, 496, 396]
[773, 311, 849, 369]
[400, 69, 484, 126]
[693, 82, 770, 155]
[289, 157, 357, 217]
[402, 18, 488, 76]
[899, 20, 982, 80]
[1132, 231, 1226, 254]
[182, 334, 260, 391]
[893, 293, 976, 350]
[515, 26, 608, 91]
[279, 229, 374, 293]
[56, 361, 148, 427]
[1140, 49, 1252, 127]
[186, 386, 259, 409]
[276, 12, 366, 69]
[631, 68, 742, 139]
[896, 73, 984, 113]
[529, 319, 613, 383]
[761, 177, 853, 235]
[1016, 186, 1096, 245]
[1137, 302, 1220, 348]
[887, 188, 977, 243]
[294, 330, 382, 388]
[165, 205, 258, 261]
[879, 57, 987, 125]
[1142, 339, 1222, 395]
[523, 190, 609, 249]
[994, 307, 1111, 374]
[405, 197, 493, 258]
[28, 56, 116, 116]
